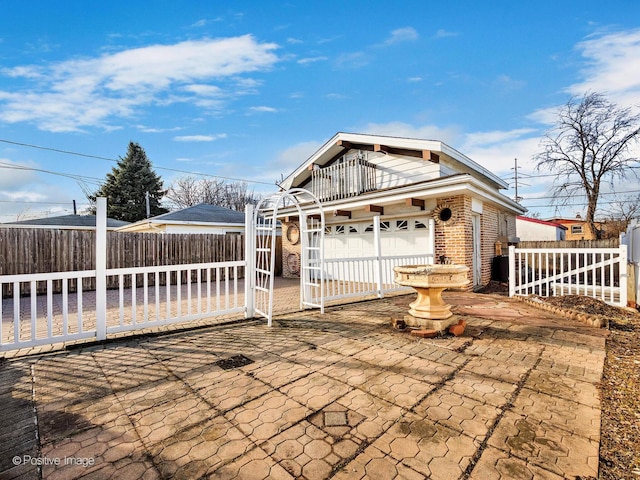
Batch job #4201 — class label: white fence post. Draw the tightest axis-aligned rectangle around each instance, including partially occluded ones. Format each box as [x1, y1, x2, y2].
[95, 197, 107, 341]
[508, 245, 515, 298]
[374, 215, 383, 298]
[619, 244, 628, 307]
[244, 204, 255, 319]
[428, 218, 436, 259]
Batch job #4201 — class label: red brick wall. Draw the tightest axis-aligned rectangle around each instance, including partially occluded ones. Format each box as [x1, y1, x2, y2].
[434, 196, 474, 287]
[481, 204, 499, 286]
[434, 195, 515, 289]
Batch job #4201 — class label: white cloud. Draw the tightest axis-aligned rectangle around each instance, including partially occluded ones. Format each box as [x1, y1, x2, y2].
[569, 28, 640, 105]
[434, 29, 459, 39]
[527, 105, 558, 126]
[0, 160, 80, 222]
[494, 74, 525, 92]
[183, 84, 223, 96]
[384, 27, 419, 45]
[0, 159, 39, 190]
[249, 106, 278, 113]
[0, 35, 280, 132]
[136, 125, 183, 133]
[297, 56, 328, 65]
[463, 128, 537, 150]
[355, 121, 461, 146]
[260, 140, 323, 184]
[173, 134, 227, 142]
[325, 93, 347, 100]
[460, 130, 542, 175]
[335, 51, 369, 68]
[408, 77, 423, 83]
[528, 28, 640, 127]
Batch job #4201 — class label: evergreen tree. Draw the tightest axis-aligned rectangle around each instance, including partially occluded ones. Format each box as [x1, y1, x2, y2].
[89, 142, 168, 222]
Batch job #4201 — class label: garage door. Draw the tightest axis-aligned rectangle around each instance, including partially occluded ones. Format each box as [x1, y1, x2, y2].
[323, 217, 432, 259]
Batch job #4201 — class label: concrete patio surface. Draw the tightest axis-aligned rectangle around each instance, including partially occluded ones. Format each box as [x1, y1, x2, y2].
[0, 290, 607, 479]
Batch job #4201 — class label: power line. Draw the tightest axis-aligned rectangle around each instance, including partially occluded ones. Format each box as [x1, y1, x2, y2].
[0, 200, 90, 205]
[524, 198, 640, 209]
[0, 138, 276, 186]
[0, 161, 103, 186]
[519, 188, 640, 203]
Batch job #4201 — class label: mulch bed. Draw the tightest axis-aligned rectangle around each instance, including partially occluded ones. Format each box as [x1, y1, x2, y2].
[542, 295, 640, 479]
[493, 287, 640, 478]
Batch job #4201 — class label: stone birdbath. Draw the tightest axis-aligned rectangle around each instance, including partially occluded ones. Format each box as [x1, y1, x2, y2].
[393, 264, 470, 332]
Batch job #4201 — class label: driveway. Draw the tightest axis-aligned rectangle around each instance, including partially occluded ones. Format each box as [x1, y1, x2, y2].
[0, 291, 606, 479]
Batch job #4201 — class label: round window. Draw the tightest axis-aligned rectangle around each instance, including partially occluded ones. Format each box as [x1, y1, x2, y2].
[439, 207, 452, 222]
[433, 205, 454, 225]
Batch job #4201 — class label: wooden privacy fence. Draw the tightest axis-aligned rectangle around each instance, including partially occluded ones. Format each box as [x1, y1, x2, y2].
[517, 239, 619, 249]
[0, 229, 272, 297]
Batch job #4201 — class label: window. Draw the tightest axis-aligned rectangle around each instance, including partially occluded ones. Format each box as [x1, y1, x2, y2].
[438, 208, 452, 222]
[324, 225, 332, 235]
[396, 220, 408, 231]
[349, 225, 358, 234]
[335, 225, 345, 234]
[365, 224, 374, 232]
[571, 225, 583, 234]
[380, 221, 391, 232]
[414, 220, 427, 230]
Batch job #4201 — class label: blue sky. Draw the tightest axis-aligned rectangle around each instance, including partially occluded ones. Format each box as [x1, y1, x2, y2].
[1, 0, 640, 222]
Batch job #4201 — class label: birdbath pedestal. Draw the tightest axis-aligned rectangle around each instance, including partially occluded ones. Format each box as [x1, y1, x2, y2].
[393, 264, 470, 332]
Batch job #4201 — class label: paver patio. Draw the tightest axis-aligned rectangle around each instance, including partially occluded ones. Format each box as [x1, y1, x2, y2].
[0, 290, 607, 479]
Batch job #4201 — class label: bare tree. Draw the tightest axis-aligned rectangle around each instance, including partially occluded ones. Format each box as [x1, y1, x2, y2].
[599, 193, 640, 237]
[166, 176, 261, 211]
[166, 176, 212, 208]
[535, 92, 640, 238]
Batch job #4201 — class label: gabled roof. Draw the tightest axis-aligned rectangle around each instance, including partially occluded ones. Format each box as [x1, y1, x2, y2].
[280, 132, 508, 191]
[126, 203, 245, 228]
[0, 214, 129, 229]
[517, 216, 567, 230]
[151, 203, 245, 224]
[547, 217, 597, 225]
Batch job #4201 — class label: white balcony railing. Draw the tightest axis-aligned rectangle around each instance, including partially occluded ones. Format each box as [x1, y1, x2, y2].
[311, 157, 377, 202]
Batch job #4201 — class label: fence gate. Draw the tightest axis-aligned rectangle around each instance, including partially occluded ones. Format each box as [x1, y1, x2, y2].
[508, 244, 628, 307]
[246, 188, 325, 326]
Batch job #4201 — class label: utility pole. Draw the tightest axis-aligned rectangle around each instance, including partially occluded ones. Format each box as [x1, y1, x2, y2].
[145, 191, 150, 218]
[511, 158, 525, 203]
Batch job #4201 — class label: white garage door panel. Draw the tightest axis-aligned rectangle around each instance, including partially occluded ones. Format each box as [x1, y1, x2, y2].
[324, 218, 431, 259]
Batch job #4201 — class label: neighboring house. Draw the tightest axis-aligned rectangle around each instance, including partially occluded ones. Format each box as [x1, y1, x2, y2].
[516, 216, 567, 241]
[0, 214, 129, 231]
[116, 203, 246, 234]
[548, 215, 602, 240]
[278, 132, 526, 288]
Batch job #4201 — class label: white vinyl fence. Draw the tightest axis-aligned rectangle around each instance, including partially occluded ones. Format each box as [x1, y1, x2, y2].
[1, 198, 246, 352]
[321, 253, 434, 302]
[1, 261, 244, 352]
[1, 197, 436, 352]
[621, 220, 640, 307]
[508, 244, 628, 307]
